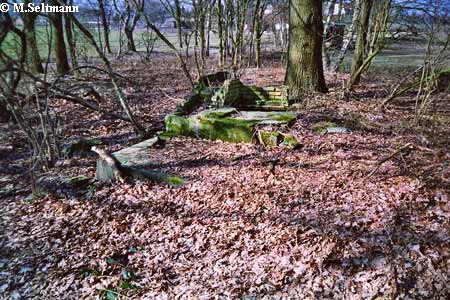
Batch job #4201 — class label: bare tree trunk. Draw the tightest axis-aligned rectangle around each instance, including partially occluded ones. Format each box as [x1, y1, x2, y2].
[114, 0, 142, 53]
[23, 0, 44, 74]
[217, 0, 225, 65]
[348, 0, 374, 87]
[247, 0, 260, 66]
[99, 0, 112, 54]
[198, 0, 206, 67]
[64, 0, 78, 69]
[333, 0, 361, 72]
[0, 5, 15, 123]
[285, 0, 328, 97]
[255, 3, 266, 68]
[193, 0, 202, 76]
[205, 5, 212, 57]
[124, 25, 137, 52]
[322, 0, 336, 70]
[174, 0, 183, 48]
[235, 0, 249, 66]
[49, 0, 70, 74]
[347, 0, 392, 89]
[226, 0, 234, 59]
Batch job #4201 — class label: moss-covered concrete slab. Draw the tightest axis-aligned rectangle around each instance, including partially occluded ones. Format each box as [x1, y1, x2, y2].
[95, 137, 184, 185]
[96, 73, 295, 183]
[165, 109, 298, 143]
[235, 111, 297, 124]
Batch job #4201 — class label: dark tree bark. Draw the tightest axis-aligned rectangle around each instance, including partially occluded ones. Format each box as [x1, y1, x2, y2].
[127, 0, 143, 52]
[0, 5, 13, 122]
[0, 2, 12, 46]
[0, 103, 10, 123]
[322, 0, 336, 70]
[247, 0, 260, 66]
[217, 0, 224, 65]
[64, 0, 78, 69]
[285, 0, 327, 97]
[124, 25, 137, 52]
[234, 0, 249, 66]
[348, 0, 374, 86]
[225, 0, 233, 59]
[114, 0, 142, 53]
[98, 0, 112, 54]
[174, 0, 183, 48]
[255, 2, 266, 68]
[194, 0, 206, 67]
[23, 0, 44, 74]
[49, 0, 70, 74]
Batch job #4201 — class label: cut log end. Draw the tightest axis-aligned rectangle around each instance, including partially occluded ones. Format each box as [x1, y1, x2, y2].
[92, 145, 184, 186]
[92, 146, 125, 182]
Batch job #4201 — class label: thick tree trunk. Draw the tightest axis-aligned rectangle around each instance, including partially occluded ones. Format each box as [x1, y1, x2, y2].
[348, 0, 374, 87]
[49, 0, 70, 74]
[124, 26, 137, 52]
[23, 1, 44, 74]
[226, 0, 233, 59]
[285, 0, 327, 97]
[192, 0, 201, 74]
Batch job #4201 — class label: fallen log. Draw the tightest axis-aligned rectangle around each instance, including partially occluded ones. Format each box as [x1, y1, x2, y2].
[92, 145, 184, 186]
[91, 146, 126, 182]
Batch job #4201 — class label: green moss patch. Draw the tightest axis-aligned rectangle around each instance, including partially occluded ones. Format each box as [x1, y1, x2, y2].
[165, 110, 298, 143]
[257, 131, 301, 149]
[311, 121, 338, 133]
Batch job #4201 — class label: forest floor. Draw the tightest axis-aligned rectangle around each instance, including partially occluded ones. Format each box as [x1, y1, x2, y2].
[0, 54, 449, 299]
